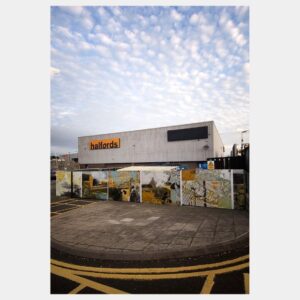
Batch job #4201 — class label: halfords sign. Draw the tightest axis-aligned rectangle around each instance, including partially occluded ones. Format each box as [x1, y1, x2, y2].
[90, 138, 120, 150]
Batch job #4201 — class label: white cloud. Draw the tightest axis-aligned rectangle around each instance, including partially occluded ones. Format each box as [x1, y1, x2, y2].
[97, 7, 106, 17]
[111, 7, 121, 16]
[235, 34, 247, 47]
[244, 62, 250, 84]
[171, 34, 181, 46]
[154, 26, 161, 33]
[60, 6, 84, 16]
[95, 45, 111, 57]
[198, 72, 209, 80]
[244, 62, 250, 75]
[59, 111, 77, 117]
[115, 42, 130, 51]
[106, 19, 122, 33]
[201, 34, 211, 44]
[97, 33, 113, 45]
[189, 13, 205, 25]
[225, 20, 247, 46]
[147, 50, 155, 57]
[50, 67, 60, 78]
[201, 24, 215, 37]
[235, 6, 249, 18]
[56, 26, 73, 39]
[125, 30, 136, 41]
[79, 41, 92, 50]
[138, 15, 148, 27]
[171, 9, 183, 22]
[140, 31, 152, 44]
[215, 39, 228, 58]
[150, 15, 158, 23]
[219, 11, 228, 26]
[81, 16, 94, 31]
[158, 53, 165, 60]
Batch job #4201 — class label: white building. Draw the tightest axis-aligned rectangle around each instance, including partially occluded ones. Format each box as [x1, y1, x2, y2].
[78, 121, 224, 169]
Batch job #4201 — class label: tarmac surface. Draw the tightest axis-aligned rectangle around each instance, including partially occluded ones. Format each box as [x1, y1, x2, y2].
[51, 200, 249, 261]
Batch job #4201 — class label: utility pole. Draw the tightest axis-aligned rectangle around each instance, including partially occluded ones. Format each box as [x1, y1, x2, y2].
[132, 144, 135, 166]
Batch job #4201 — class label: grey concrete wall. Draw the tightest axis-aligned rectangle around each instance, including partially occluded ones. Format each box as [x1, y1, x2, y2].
[78, 121, 216, 165]
[212, 122, 225, 157]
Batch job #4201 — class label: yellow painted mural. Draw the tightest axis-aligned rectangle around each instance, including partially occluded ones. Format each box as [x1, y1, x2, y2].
[82, 171, 108, 200]
[72, 171, 82, 198]
[56, 171, 72, 197]
[108, 171, 140, 202]
[141, 171, 180, 205]
[182, 169, 233, 209]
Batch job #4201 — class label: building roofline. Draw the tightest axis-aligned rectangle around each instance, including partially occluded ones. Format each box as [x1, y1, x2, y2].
[78, 120, 214, 139]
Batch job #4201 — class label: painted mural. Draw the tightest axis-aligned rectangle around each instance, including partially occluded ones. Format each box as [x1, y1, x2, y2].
[108, 171, 140, 202]
[82, 171, 108, 200]
[56, 171, 71, 197]
[182, 169, 233, 209]
[233, 170, 246, 209]
[72, 171, 82, 198]
[141, 170, 180, 205]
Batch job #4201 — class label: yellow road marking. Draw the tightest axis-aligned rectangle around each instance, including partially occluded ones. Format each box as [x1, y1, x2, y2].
[244, 273, 249, 294]
[51, 199, 73, 204]
[51, 203, 63, 207]
[51, 254, 249, 274]
[52, 262, 249, 281]
[51, 202, 99, 218]
[52, 207, 77, 213]
[200, 274, 215, 294]
[69, 283, 86, 294]
[51, 265, 127, 294]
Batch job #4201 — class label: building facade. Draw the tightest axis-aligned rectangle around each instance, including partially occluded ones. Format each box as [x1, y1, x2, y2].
[78, 121, 224, 169]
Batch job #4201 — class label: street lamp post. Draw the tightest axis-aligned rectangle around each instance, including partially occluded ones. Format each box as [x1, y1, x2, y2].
[132, 144, 135, 166]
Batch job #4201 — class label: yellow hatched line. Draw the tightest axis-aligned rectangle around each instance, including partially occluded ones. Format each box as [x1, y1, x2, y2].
[51, 199, 73, 204]
[51, 203, 64, 207]
[52, 207, 78, 214]
[51, 265, 127, 294]
[52, 204, 82, 210]
[51, 262, 249, 281]
[244, 273, 249, 293]
[56, 202, 97, 209]
[51, 203, 98, 218]
[51, 254, 249, 274]
[200, 273, 215, 294]
[69, 283, 86, 294]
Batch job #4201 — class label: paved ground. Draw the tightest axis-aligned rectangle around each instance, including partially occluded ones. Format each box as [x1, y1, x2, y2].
[51, 200, 248, 261]
[51, 180, 249, 294]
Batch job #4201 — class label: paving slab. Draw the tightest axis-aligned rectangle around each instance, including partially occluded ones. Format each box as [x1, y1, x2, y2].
[51, 200, 249, 261]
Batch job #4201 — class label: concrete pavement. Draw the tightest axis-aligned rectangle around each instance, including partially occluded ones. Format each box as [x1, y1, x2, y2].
[51, 200, 249, 261]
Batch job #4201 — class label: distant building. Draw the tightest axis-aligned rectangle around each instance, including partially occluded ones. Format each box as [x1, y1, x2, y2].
[51, 153, 79, 171]
[78, 121, 224, 169]
[59, 153, 78, 162]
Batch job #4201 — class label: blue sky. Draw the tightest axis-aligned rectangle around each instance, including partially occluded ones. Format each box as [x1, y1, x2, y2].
[51, 6, 249, 155]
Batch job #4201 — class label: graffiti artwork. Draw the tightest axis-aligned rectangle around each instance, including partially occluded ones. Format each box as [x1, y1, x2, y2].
[56, 171, 71, 197]
[182, 169, 232, 209]
[141, 170, 180, 205]
[108, 171, 140, 202]
[233, 170, 246, 209]
[72, 171, 82, 198]
[82, 171, 108, 200]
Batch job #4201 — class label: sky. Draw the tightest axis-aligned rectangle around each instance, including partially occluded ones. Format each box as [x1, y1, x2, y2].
[51, 6, 249, 156]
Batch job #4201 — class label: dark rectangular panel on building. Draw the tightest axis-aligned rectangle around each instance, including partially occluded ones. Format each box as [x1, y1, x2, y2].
[167, 126, 208, 142]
